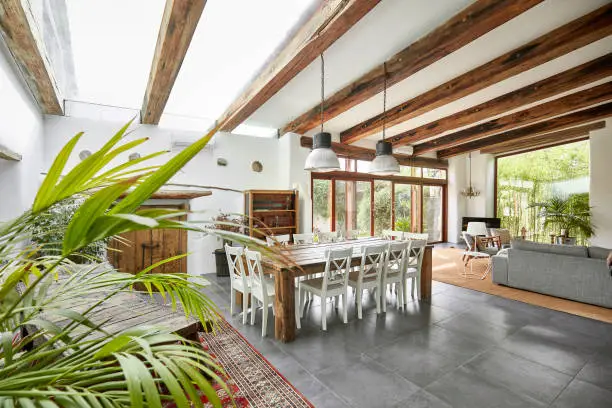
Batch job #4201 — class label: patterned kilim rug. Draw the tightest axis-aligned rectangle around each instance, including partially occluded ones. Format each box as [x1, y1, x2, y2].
[197, 317, 314, 408]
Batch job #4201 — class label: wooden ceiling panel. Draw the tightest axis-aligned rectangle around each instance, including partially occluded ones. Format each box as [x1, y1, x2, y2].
[340, 3, 612, 144]
[217, 0, 381, 133]
[436, 102, 612, 158]
[281, 0, 543, 136]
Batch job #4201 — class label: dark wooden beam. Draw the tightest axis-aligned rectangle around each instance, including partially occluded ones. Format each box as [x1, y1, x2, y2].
[413, 82, 612, 155]
[218, 0, 381, 132]
[437, 102, 612, 158]
[300, 136, 448, 169]
[312, 170, 447, 185]
[340, 3, 612, 144]
[480, 122, 605, 154]
[141, 0, 207, 125]
[390, 54, 612, 147]
[282, 0, 543, 135]
[0, 0, 62, 114]
[494, 136, 591, 158]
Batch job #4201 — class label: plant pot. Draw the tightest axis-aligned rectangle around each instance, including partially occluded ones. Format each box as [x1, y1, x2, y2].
[213, 249, 230, 277]
[555, 236, 576, 245]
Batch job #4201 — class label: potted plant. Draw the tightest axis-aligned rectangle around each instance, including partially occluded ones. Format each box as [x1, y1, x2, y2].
[210, 212, 245, 277]
[529, 194, 595, 245]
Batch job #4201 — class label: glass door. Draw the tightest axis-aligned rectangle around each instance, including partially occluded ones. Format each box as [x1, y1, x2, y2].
[335, 180, 371, 237]
[394, 183, 420, 233]
[423, 185, 443, 242]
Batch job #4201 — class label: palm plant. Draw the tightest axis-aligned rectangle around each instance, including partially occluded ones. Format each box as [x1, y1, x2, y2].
[0, 120, 276, 407]
[529, 194, 595, 239]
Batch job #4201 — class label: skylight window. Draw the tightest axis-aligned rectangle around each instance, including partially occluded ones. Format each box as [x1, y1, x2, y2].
[164, 0, 315, 124]
[65, 0, 165, 108]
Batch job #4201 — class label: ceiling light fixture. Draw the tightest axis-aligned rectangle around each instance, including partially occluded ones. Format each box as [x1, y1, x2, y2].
[369, 62, 399, 175]
[304, 53, 340, 172]
[461, 152, 480, 198]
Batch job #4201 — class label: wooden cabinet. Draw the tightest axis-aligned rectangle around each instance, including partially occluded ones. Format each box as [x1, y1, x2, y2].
[244, 190, 299, 239]
[108, 204, 188, 275]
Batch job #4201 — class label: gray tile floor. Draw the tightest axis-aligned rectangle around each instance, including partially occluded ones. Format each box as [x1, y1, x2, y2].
[201, 274, 612, 408]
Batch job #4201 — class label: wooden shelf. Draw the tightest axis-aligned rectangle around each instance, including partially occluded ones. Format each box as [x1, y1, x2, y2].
[255, 226, 297, 230]
[245, 189, 299, 238]
[253, 209, 296, 213]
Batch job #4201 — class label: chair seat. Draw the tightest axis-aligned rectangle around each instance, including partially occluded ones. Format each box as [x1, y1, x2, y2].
[252, 278, 275, 298]
[232, 278, 250, 292]
[301, 277, 345, 295]
[347, 271, 378, 285]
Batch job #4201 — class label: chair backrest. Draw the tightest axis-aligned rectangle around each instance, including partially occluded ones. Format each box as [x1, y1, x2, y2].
[462, 232, 475, 252]
[225, 244, 248, 285]
[319, 231, 338, 243]
[408, 239, 427, 270]
[244, 249, 266, 290]
[382, 229, 404, 240]
[404, 232, 429, 241]
[293, 233, 314, 245]
[266, 234, 291, 247]
[490, 228, 511, 245]
[358, 243, 387, 282]
[385, 241, 410, 277]
[321, 247, 353, 292]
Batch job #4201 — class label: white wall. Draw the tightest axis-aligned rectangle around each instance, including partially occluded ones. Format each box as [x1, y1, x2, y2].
[0, 43, 44, 222]
[43, 115, 283, 274]
[589, 120, 612, 248]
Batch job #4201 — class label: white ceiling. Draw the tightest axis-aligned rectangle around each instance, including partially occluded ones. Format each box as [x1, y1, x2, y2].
[245, 0, 612, 149]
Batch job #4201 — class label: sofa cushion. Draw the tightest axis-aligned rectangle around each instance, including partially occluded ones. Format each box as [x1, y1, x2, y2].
[588, 246, 611, 260]
[511, 239, 588, 258]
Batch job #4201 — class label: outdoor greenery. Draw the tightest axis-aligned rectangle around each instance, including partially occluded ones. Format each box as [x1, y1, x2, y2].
[30, 195, 110, 263]
[0, 120, 276, 407]
[529, 194, 594, 240]
[496, 140, 592, 244]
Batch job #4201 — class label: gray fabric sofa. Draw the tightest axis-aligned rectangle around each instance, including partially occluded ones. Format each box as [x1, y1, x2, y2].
[492, 240, 612, 308]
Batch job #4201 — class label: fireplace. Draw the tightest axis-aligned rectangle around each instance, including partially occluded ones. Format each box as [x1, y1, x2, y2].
[461, 217, 501, 232]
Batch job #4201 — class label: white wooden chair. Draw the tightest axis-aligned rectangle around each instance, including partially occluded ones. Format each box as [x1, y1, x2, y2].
[346, 229, 362, 240]
[244, 249, 276, 336]
[381, 241, 410, 312]
[293, 233, 314, 245]
[266, 234, 291, 247]
[382, 229, 404, 240]
[224, 244, 250, 324]
[404, 239, 426, 304]
[348, 243, 387, 319]
[319, 231, 338, 243]
[404, 232, 429, 241]
[299, 247, 352, 331]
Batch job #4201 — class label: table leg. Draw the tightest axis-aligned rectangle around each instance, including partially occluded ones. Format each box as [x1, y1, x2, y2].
[274, 268, 296, 342]
[420, 245, 433, 301]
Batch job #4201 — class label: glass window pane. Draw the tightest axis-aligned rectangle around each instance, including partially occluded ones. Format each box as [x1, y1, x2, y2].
[337, 181, 371, 237]
[423, 168, 447, 179]
[313, 179, 332, 232]
[355, 181, 372, 237]
[374, 181, 392, 236]
[65, 0, 166, 107]
[335, 181, 347, 234]
[356, 160, 370, 173]
[423, 186, 443, 242]
[399, 166, 421, 177]
[394, 184, 420, 233]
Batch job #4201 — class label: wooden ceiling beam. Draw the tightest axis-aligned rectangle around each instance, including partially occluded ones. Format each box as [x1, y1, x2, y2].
[141, 0, 207, 125]
[390, 53, 612, 147]
[481, 121, 605, 154]
[436, 102, 612, 158]
[0, 0, 62, 114]
[282, 0, 543, 135]
[340, 3, 612, 144]
[480, 122, 604, 155]
[300, 136, 448, 169]
[217, 0, 381, 133]
[413, 82, 612, 155]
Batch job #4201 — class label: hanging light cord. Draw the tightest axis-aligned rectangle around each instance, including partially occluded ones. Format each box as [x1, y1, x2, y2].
[468, 152, 472, 187]
[320, 53, 325, 134]
[382, 62, 387, 140]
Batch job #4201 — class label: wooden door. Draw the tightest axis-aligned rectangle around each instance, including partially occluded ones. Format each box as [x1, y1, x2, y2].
[108, 204, 188, 275]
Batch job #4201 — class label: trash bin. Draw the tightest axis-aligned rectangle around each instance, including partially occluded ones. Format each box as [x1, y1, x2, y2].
[213, 248, 230, 277]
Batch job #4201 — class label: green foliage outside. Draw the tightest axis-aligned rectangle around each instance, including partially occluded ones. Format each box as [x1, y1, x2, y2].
[395, 218, 411, 232]
[30, 195, 110, 263]
[496, 141, 592, 244]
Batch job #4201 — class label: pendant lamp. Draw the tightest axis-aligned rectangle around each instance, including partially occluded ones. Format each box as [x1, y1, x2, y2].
[461, 152, 480, 198]
[369, 62, 399, 175]
[304, 53, 340, 172]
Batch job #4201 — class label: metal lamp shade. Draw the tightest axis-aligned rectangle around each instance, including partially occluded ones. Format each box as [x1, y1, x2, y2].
[304, 132, 340, 172]
[369, 140, 399, 175]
